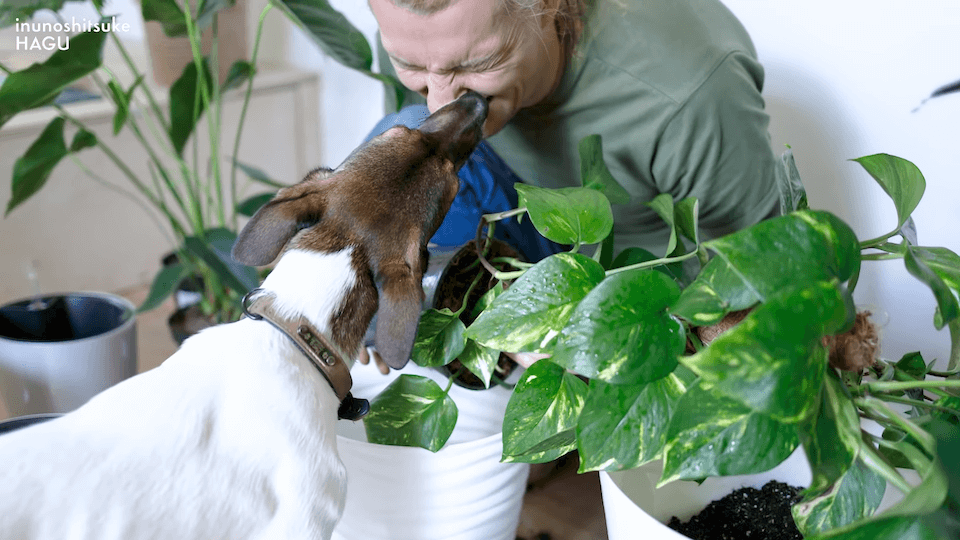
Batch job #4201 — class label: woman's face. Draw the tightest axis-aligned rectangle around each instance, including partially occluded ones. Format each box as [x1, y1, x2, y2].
[370, 0, 564, 137]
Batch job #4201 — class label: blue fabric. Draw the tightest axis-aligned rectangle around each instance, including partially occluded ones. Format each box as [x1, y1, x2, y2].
[365, 106, 564, 262]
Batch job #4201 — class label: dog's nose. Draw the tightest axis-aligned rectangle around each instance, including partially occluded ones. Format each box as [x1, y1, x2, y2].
[458, 91, 489, 120]
[417, 91, 489, 140]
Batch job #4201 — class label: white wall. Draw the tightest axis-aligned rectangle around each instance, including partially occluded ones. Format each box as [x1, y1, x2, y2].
[721, 0, 960, 366]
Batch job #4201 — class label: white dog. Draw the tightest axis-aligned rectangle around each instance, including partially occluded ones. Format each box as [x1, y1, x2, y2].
[0, 92, 488, 540]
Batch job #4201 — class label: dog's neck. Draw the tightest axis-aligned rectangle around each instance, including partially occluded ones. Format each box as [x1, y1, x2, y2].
[257, 248, 362, 365]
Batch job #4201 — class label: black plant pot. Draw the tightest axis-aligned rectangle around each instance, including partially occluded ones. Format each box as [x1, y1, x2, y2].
[0, 413, 60, 436]
[432, 239, 520, 390]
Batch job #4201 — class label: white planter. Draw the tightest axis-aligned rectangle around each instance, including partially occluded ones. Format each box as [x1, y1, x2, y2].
[600, 449, 812, 540]
[332, 361, 529, 540]
[0, 292, 137, 416]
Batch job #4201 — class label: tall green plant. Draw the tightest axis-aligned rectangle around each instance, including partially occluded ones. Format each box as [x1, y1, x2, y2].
[1, 0, 407, 320]
[370, 138, 960, 538]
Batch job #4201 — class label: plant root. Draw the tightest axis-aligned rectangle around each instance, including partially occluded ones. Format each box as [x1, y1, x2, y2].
[824, 310, 879, 372]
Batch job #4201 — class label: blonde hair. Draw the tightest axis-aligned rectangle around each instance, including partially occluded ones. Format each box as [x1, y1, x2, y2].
[386, 0, 591, 55]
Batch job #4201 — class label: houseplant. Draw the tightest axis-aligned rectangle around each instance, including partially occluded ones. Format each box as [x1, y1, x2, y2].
[379, 135, 960, 538]
[0, 0, 409, 326]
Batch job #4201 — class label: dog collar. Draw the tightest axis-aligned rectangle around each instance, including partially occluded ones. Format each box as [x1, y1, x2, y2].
[241, 289, 370, 421]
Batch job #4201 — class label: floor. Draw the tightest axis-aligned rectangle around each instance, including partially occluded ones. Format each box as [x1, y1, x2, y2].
[0, 285, 609, 540]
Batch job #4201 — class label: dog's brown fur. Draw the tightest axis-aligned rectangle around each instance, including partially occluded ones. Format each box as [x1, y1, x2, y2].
[233, 92, 489, 369]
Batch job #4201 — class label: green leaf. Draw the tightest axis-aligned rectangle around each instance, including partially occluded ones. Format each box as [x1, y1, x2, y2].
[577, 374, 686, 473]
[7, 116, 68, 216]
[69, 127, 97, 153]
[578, 134, 630, 204]
[553, 269, 685, 385]
[458, 339, 499, 388]
[853, 153, 925, 237]
[906, 245, 960, 329]
[139, 263, 190, 313]
[1, 0, 69, 27]
[0, 26, 108, 127]
[466, 253, 606, 353]
[895, 351, 930, 380]
[107, 79, 130, 135]
[794, 374, 886, 535]
[195, 0, 234, 30]
[363, 374, 458, 452]
[516, 184, 614, 246]
[271, 0, 373, 72]
[807, 441, 950, 540]
[776, 147, 809, 213]
[646, 193, 679, 256]
[222, 60, 255, 93]
[501, 360, 588, 463]
[794, 460, 887, 536]
[183, 228, 259, 295]
[674, 197, 700, 245]
[682, 282, 850, 423]
[410, 308, 467, 368]
[661, 381, 800, 484]
[141, 0, 188, 37]
[236, 193, 274, 217]
[233, 159, 285, 188]
[169, 57, 214, 156]
[671, 210, 861, 324]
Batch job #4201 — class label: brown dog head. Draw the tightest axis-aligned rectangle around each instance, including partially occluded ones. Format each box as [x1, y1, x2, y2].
[232, 92, 489, 369]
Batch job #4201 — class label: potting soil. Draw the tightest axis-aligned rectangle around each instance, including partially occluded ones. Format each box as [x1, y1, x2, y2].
[666, 481, 803, 540]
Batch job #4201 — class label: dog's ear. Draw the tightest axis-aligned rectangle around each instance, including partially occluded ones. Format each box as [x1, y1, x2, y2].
[373, 260, 425, 369]
[232, 174, 329, 266]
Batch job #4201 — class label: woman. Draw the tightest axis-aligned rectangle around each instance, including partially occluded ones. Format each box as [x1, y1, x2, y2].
[360, 0, 779, 370]
[367, 0, 778, 256]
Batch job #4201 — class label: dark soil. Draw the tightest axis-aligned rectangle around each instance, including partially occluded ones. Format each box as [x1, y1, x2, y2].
[667, 481, 803, 540]
[433, 239, 521, 389]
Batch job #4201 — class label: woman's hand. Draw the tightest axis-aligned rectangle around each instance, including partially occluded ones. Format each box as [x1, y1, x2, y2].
[357, 347, 391, 375]
[504, 351, 551, 368]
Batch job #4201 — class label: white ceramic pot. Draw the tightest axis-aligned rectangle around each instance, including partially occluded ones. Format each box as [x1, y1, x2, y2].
[599, 449, 812, 540]
[0, 292, 137, 416]
[332, 361, 529, 540]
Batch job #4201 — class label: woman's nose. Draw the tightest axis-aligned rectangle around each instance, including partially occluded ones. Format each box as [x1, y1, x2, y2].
[426, 74, 465, 113]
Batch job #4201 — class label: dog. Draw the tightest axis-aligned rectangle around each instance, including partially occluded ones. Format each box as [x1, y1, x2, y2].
[0, 91, 489, 540]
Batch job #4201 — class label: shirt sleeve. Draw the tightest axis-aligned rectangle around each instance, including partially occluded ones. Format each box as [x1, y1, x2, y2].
[651, 50, 780, 241]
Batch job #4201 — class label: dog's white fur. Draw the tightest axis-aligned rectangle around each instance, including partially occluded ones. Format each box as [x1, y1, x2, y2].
[0, 248, 360, 540]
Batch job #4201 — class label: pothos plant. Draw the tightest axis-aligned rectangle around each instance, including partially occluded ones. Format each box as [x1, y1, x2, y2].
[364, 135, 960, 538]
[0, 0, 408, 322]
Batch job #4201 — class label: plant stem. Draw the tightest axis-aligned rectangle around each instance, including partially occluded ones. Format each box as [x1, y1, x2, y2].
[454, 272, 485, 318]
[860, 230, 899, 251]
[230, 3, 273, 230]
[67, 154, 178, 249]
[55, 106, 157, 206]
[868, 379, 960, 395]
[857, 437, 916, 494]
[606, 248, 700, 275]
[862, 253, 904, 261]
[876, 393, 959, 416]
[489, 257, 534, 270]
[444, 367, 466, 394]
[856, 397, 937, 453]
[208, 15, 226, 228]
[483, 207, 528, 223]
